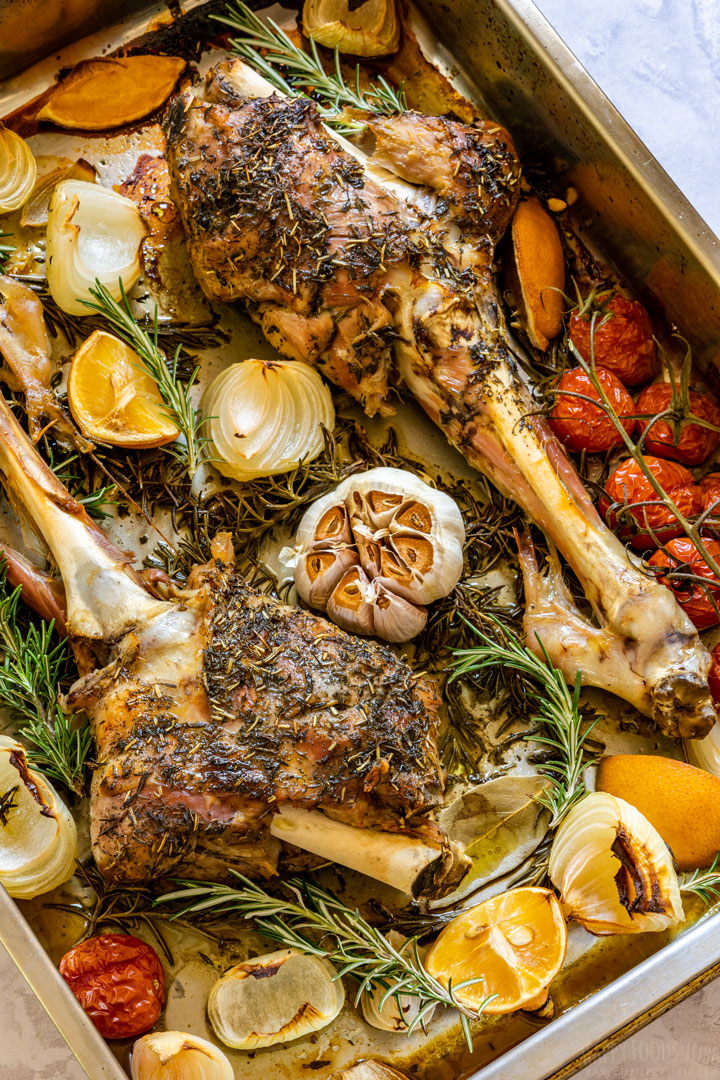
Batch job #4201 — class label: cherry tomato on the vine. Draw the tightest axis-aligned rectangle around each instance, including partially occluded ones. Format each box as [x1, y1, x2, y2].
[569, 293, 658, 387]
[59, 933, 165, 1039]
[648, 536, 720, 630]
[700, 473, 720, 514]
[549, 365, 636, 453]
[636, 383, 720, 466]
[599, 456, 701, 550]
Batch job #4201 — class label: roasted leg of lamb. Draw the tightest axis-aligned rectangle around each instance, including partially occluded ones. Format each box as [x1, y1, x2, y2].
[163, 61, 714, 739]
[0, 393, 448, 890]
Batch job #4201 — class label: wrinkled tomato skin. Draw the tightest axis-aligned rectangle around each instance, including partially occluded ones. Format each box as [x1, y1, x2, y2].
[549, 366, 636, 453]
[569, 295, 658, 387]
[636, 383, 720, 466]
[599, 456, 701, 550]
[59, 934, 165, 1040]
[648, 536, 720, 629]
[700, 474, 720, 514]
[708, 642, 720, 706]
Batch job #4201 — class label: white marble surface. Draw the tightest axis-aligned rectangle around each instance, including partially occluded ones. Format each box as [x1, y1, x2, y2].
[2, 2, 720, 1080]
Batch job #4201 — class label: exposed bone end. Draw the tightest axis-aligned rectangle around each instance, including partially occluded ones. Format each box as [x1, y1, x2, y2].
[270, 806, 464, 898]
[517, 531, 715, 740]
[650, 669, 716, 740]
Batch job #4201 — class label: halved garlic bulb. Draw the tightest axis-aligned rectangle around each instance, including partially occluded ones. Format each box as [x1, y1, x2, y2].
[548, 792, 684, 935]
[0, 736, 77, 899]
[303, 0, 400, 57]
[208, 948, 344, 1050]
[203, 359, 334, 482]
[284, 467, 464, 642]
[131, 1031, 233, 1080]
[46, 179, 146, 315]
[0, 125, 37, 213]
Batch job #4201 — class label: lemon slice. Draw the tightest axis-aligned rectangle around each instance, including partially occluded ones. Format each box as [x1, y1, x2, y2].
[68, 330, 178, 448]
[424, 886, 567, 1014]
[37, 56, 186, 131]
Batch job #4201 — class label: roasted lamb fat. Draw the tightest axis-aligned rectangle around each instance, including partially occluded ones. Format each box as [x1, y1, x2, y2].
[163, 61, 715, 739]
[0, 393, 446, 888]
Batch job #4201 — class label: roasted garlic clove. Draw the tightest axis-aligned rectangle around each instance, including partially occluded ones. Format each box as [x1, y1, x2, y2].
[131, 1030, 233, 1080]
[208, 948, 345, 1050]
[326, 564, 375, 635]
[295, 544, 360, 610]
[296, 490, 353, 549]
[371, 583, 427, 643]
[302, 0, 400, 57]
[548, 792, 684, 935]
[361, 931, 435, 1031]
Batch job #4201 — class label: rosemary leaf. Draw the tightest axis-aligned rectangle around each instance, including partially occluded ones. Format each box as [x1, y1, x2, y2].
[0, 784, 19, 826]
[216, 2, 406, 134]
[81, 280, 209, 478]
[155, 873, 495, 1045]
[0, 564, 90, 795]
[451, 616, 600, 826]
[680, 853, 720, 905]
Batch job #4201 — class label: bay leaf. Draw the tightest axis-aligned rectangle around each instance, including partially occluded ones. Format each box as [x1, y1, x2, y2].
[431, 774, 551, 910]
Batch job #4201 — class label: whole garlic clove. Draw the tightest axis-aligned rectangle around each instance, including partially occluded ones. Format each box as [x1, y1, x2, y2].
[295, 544, 359, 610]
[302, 0, 400, 58]
[326, 565, 375, 636]
[361, 931, 435, 1031]
[208, 948, 344, 1050]
[371, 584, 427, 643]
[548, 791, 684, 935]
[131, 1030, 233, 1080]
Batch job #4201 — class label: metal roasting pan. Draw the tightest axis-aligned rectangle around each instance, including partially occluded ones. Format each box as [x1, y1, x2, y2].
[3, 1, 720, 1078]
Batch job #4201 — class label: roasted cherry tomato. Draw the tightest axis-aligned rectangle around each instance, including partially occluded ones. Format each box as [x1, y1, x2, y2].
[708, 641, 720, 706]
[549, 365, 636, 453]
[648, 536, 720, 629]
[636, 383, 720, 466]
[569, 292, 658, 387]
[59, 933, 165, 1039]
[599, 456, 701, 550]
[700, 473, 720, 513]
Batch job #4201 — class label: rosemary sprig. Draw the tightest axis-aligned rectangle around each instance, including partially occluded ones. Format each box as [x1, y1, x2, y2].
[156, 872, 494, 1047]
[680, 853, 720, 905]
[0, 784, 19, 826]
[81, 281, 208, 478]
[0, 565, 90, 794]
[43, 444, 117, 521]
[451, 616, 599, 826]
[217, 2, 406, 135]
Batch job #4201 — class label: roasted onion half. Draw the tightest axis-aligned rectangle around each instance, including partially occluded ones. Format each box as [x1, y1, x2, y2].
[548, 792, 684, 935]
[208, 948, 345, 1049]
[303, 0, 400, 56]
[46, 179, 146, 315]
[0, 736, 77, 899]
[0, 125, 37, 213]
[203, 358, 334, 481]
